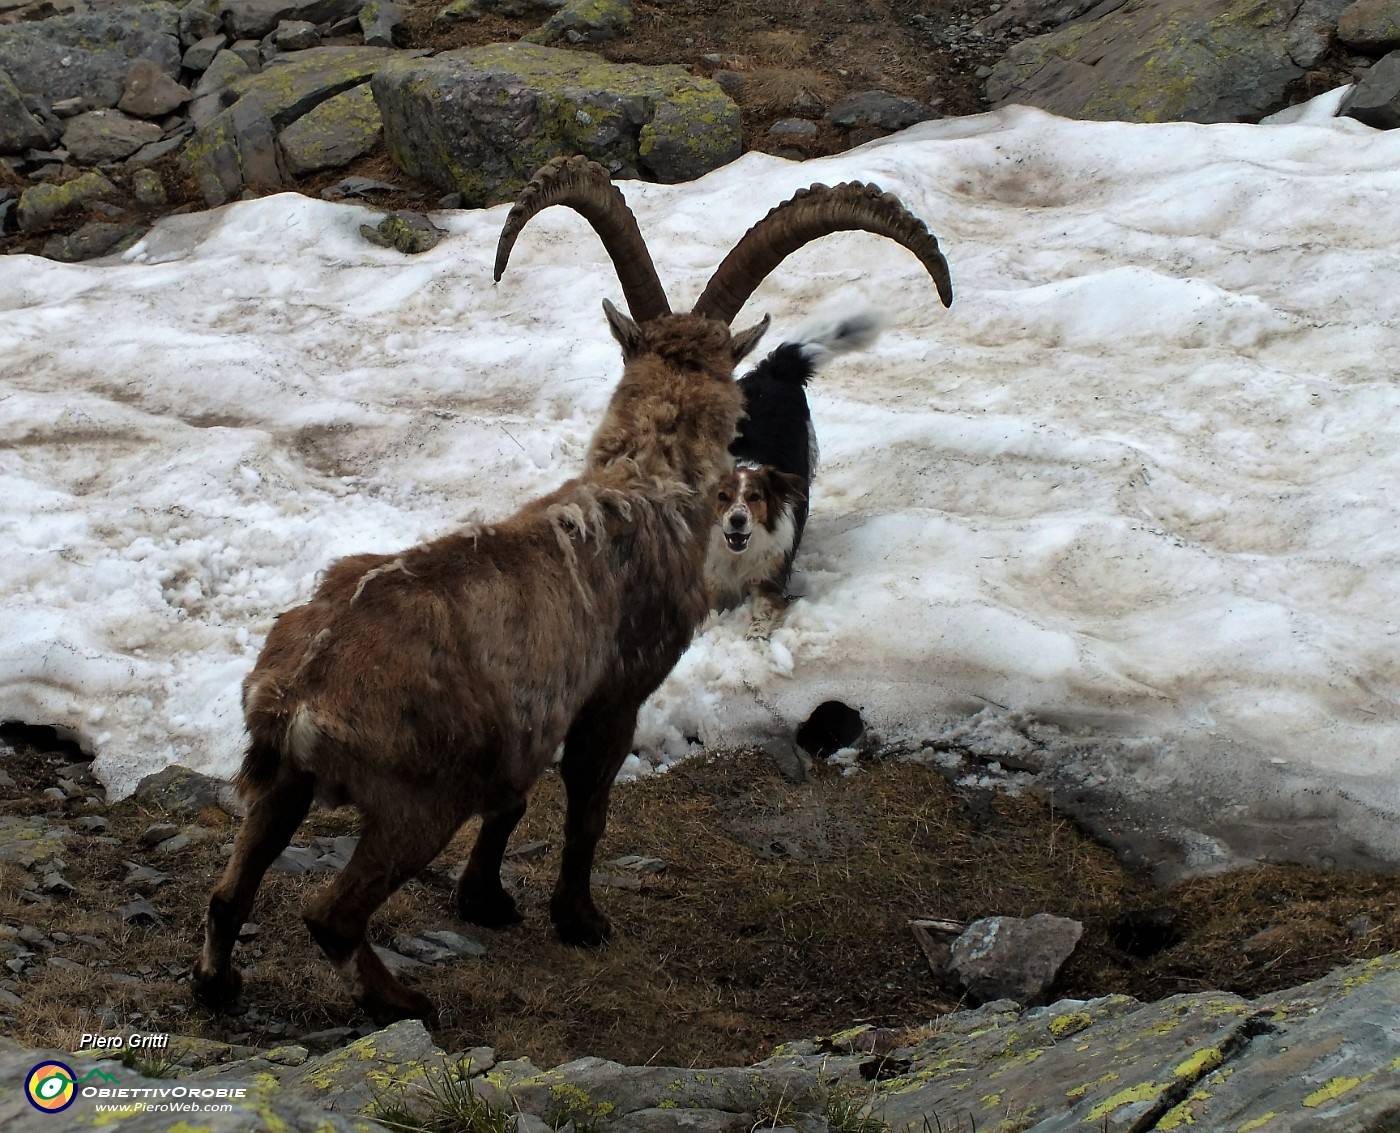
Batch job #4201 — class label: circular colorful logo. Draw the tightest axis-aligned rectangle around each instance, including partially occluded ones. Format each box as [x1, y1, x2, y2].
[25, 1062, 77, 1113]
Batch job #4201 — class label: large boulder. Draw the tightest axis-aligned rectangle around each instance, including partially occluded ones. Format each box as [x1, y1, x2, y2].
[220, 0, 367, 40]
[1345, 49, 1400, 126]
[372, 43, 741, 204]
[0, 3, 180, 110]
[277, 82, 382, 174]
[1338, 0, 1400, 53]
[985, 0, 1353, 122]
[0, 67, 51, 153]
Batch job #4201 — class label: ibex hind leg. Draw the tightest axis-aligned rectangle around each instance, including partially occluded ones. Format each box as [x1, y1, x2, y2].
[193, 763, 314, 1009]
[303, 800, 462, 1027]
[551, 701, 640, 946]
[455, 801, 527, 927]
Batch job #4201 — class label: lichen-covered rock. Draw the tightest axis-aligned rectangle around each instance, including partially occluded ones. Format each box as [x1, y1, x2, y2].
[0, 66, 52, 153]
[16, 169, 119, 232]
[1338, 0, 1400, 52]
[184, 33, 230, 73]
[0, 813, 69, 864]
[372, 42, 740, 204]
[278, 81, 381, 174]
[129, 763, 244, 818]
[985, 0, 1354, 123]
[0, 3, 180, 110]
[360, 0, 409, 46]
[826, 89, 933, 130]
[523, 0, 635, 46]
[225, 45, 408, 127]
[437, 0, 565, 19]
[1344, 48, 1400, 127]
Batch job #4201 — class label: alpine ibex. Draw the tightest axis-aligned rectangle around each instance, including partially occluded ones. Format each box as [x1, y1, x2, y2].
[192, 156, 952, 1026]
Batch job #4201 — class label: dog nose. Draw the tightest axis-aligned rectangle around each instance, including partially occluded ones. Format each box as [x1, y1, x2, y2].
[730, 513, 748, 530]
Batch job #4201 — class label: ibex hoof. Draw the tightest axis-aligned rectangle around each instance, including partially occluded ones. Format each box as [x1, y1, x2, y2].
[552, 906, 612, 948]
[191, 963, 243, 1010]
[457, 886, 523, 928]
[364, 988, 438, 1029]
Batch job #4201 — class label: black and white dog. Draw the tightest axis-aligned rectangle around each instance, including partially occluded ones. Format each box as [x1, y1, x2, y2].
[705, 312, 881, 638]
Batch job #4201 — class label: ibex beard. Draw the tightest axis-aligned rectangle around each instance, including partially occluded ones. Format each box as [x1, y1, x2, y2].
[192, 155, 952, 1027]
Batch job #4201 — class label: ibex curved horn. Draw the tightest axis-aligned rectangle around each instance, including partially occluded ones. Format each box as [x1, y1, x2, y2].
[494, 156, 672, 323]
[691, 182, 954, 325]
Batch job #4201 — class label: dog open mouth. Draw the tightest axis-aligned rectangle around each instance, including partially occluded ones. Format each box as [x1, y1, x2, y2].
[725, 531, 751, 552]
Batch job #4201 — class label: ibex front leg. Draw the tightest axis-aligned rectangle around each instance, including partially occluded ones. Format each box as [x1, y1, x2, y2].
[455, 801, 527, 926]
[551, 702, 639, 946]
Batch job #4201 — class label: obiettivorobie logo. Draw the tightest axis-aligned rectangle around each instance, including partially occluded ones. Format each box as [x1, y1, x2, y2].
[23, 1060, 250, 1115]
[24, 1062, 120, 1113]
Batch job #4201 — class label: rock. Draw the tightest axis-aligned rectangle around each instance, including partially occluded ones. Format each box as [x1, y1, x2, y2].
[321, 174, 402, 197]
[123, 861, 171, 892]
[182, 93, 285, 205]
[73, 815, 109, 833]
[180, 0, 225, 46]
[419, 928, 487, 957]
[826, 89, 933, 131]
[604, 854, 666, 875]
[224, 45, 407, 128]
[41, 221, 145, 261]
[141, 822, 181, 846]
[184, 34, 230, 72]
[119, 897, 162, 924]
[769, 118, 819, 137]
[229, 38, 263, 69]
[16, 170, 116, 232]
[271, 845, 324, 873]
[438, 0, 566, 19]
[221, 0, 367, 40]
[948, 913, 1084, 1005]
[273, 19, 321, 50]
[131, 763, 243, 817]
[1338, 0, 1400, 52]
[40, 870, 74, 894]
[131, 167, 167, 206]
[974, 0, 1104, 34]
[126, 126, 191, 167]
[118, 59, 189, 118]
[985, 0, 1355, 123]
[189, 49, 253, 126]
[277, 82, 381, 175]
[359, 210, 445, 253]
[373, 42, 740, 205]
[0, 67, 53, 152]
[1345, 49, 1400, 126]
[524, 0, 635, 46]
[359, 0, 408, 46]
[0, 3, 181, 110]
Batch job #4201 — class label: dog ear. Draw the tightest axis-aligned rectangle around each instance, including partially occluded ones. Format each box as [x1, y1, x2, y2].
[769, 468, 808, 502]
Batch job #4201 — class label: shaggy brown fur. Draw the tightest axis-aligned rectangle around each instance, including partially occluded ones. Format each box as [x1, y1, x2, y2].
[192, 311, 761, 1026]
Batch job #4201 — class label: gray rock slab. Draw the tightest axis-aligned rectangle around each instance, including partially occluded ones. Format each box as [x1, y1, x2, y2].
[131, 763, 244, 816]
[0, 67, 52, 152]
[274, 19, 322, 50]
[1338, 0, 1400, 53]
[226, 45, 404, 128]
[1346, 48, 1400, 127]
[827, 89, 933, 130]
[277, 81, 380, 175]
[374, 42, 738, 204]
[0, 3, 181, 110]
[359, 0, 408, 46]
[41, 221, 146, 262]
[985, 0, 1353, 123]
[184, 34, 230, 72]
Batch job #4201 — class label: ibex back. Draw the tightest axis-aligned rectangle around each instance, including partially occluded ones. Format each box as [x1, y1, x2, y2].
[192, 156, 952, 1026]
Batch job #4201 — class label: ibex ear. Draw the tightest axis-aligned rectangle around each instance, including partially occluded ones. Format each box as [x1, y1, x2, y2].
[603, 298, 645, 359]
[730, 315, 771, 363]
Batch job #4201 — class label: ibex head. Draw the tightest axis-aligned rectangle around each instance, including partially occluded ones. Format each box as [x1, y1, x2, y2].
[493, 155, 953, 366]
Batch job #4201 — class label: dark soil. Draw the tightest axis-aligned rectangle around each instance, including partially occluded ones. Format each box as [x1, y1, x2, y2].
[3, 730, 1399, 1069]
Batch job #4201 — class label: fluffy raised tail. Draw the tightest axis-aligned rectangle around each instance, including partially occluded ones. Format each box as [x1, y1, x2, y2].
[793, 309, 883, 365]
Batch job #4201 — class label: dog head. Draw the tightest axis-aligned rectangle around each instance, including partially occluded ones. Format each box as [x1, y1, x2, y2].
[714, 465, 806, 553]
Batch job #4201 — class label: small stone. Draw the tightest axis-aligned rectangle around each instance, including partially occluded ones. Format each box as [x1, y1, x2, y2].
[74, 816, 110, 833]
[41, 871, 75, 895]
[230, 39, 262, 69]
[272, 846, 324, 874]
[120, 898, 162, 925]
[769, 118, 819, 138]
[124, 862, 171, 892]
[360, 211, 445, 254]
[0, 770, 15, 788]
[51, 97, 89, 119]
[0, 988, 21, 1007]
[505, 840, 551, 862]
[17, 925, 46, 946]
[6, 958, 29, 974]
[604, 855, 666, 875]
[41, 787, 67, 803]
[118, 60, 190, 119]
[392, 934, 458, 964]
[420, 929, 487, 957]
[372, 945, 426, 975]
[949, 914, 1084, 1005]
[184, 34, 230, 72]
[48, 956, 84, 970]
[131, 169, 167, 207]
[237, 922, 260, 941]
[273, 20, 321, 50]
[142, 823, 180, 846]
[155, 833, 193, 854]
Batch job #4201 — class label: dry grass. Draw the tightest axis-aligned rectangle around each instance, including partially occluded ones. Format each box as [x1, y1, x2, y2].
[5, 735, 1400, 1068]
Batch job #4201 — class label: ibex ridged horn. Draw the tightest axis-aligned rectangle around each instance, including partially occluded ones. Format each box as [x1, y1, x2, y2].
[494, 156, 672, 324]
[691, 181, 954, 325]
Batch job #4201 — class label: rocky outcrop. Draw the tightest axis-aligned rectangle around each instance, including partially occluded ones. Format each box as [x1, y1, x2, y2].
[6, 955, 1400, 1131]
[1345, 48, 1400, 125]
[372, 42, 740, 205]
[1338, 0, 1400, 52]
[985, 0, 1352, 122]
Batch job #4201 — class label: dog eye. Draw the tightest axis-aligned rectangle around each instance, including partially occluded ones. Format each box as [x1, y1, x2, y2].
[718, 491, 733, 503]
[746, 492, 762, 503]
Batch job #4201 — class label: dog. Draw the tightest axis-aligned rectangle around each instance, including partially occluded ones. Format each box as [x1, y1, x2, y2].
[705, 312, 881, 638]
